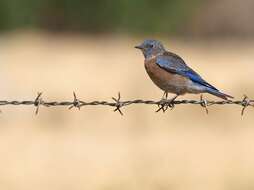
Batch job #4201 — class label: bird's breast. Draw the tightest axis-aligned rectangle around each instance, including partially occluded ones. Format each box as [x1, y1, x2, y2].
[144, 58, 190, 94]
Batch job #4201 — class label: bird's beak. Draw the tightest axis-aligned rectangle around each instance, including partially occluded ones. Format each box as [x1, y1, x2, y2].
[135, 45, 143, 50]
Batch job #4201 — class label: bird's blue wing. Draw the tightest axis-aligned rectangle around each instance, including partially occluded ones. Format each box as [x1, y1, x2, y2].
[156, 52, 218, 90]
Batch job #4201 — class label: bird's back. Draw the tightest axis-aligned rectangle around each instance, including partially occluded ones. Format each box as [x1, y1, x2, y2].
[157, 51, 218, 91]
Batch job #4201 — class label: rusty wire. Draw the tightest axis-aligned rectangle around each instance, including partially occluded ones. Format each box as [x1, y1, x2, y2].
[0, 92, 253, 116]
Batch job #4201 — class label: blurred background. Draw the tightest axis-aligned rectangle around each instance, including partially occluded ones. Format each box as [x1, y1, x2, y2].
[0, 0, 254, 190]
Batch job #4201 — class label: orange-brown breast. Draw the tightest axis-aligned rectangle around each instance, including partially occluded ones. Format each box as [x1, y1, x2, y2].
[144, 57, 190, 95]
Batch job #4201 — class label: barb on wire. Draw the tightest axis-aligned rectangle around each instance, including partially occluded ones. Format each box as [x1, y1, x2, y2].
[69, 92, 81, 110]
[112, 92, 123, 115]
[200, 94, 209, 114]
[241, 95, 253, 116]
[34, 92, 43, 115]
[0, 92, 253, 116]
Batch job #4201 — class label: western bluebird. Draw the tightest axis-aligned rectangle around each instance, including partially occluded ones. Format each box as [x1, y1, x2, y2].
[135, 39, 233, 102]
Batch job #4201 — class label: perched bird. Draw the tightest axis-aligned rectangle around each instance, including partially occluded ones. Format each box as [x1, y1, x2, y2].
[135, 40, 233, 102]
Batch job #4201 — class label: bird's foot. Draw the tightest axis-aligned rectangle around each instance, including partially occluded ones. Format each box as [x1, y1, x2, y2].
[156, 95, 178, 113]
[156, 102, 174, 113]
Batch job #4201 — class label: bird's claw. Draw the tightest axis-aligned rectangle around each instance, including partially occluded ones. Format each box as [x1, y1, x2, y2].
[156, 99, 175, 113]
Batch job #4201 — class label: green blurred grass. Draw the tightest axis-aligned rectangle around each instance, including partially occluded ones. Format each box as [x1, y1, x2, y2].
[0, 0, 201, 34]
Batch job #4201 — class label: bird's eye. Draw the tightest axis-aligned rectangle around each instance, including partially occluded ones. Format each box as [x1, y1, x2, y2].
[149, 44, 154, 48]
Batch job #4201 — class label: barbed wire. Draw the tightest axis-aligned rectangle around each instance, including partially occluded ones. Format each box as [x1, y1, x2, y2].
[0, 92, 253, 116]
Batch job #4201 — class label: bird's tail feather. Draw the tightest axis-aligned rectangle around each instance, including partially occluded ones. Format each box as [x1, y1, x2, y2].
[206, 88, 233, 100]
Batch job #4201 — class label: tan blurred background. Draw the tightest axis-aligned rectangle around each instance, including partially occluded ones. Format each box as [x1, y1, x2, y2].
[0, 0, 254, 190]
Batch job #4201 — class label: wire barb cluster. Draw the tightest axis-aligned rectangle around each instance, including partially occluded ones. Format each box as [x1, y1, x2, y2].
[0, 92, 253, 116]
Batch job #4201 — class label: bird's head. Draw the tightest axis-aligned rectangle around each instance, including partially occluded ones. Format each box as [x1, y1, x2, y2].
[135, 39, 165, 58]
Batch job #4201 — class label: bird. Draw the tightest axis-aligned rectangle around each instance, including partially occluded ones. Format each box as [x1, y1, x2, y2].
[135, 39, 233, 105]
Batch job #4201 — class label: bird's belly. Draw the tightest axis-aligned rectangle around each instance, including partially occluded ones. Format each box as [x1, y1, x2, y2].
[145, 59, 190, 95]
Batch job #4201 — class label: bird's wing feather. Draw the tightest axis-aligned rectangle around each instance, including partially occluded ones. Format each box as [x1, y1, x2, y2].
[156, 52, 218, 90]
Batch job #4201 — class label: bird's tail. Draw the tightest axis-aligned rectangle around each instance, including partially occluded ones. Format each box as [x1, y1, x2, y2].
[206, 88, 234, 100]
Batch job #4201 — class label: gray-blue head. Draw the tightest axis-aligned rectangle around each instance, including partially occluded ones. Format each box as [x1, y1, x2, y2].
[135, 39, 166, 58]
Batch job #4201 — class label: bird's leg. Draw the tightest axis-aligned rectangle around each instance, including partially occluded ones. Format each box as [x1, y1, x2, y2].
[168, 94, 178, 105]
[161, 91, 168, 100]
[156, 94, 178, 113]
[165, 94, 178, 110]
[165, 92, 168, 99]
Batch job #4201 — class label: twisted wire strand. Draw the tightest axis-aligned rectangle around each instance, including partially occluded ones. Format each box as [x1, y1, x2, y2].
[0, 92, 253, 115]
